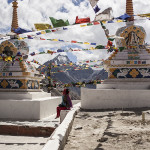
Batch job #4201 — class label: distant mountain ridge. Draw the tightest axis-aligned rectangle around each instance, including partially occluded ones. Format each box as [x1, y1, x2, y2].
[40, 54, 108, 99]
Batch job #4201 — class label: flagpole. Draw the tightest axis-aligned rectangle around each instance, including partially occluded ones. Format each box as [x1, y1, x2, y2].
[47, 62, 53, 93]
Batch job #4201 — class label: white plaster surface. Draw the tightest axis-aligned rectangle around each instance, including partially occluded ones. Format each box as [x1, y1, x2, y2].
[0, 135, 48, 150]
[0, 91, 52, 100]
[0, 96, 62, 120]
[42, 103, 81, 150]
[81, 87, 150, 109]
[60, 110, 70, 124]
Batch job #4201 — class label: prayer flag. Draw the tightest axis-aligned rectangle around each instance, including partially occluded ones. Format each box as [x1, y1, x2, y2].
[93, 21, 100, 25]
[45, 29, 51, 33]
[14, 27, 32, 34]
[53, 39, 58, 41]
[50, 17, 70, 28]
[27, 35, 33, 39]
[41, 31, 46, 34]
[116, 13, 131, 20]
[95, 7, 113, 21]
[84, 42, 90, 44]
[91, 43, 96, 45]
[75, 16, 90, 24]
[80, 25, 87, 27]
[36, 32, 41, 35]
[71, 41, 77, 43]
[137, 13, 150, 17]
[93, 5, 100, 13]
[34, 23, 52, 31]
[95, 45, 105, 49]
[88, 0, 99, 7]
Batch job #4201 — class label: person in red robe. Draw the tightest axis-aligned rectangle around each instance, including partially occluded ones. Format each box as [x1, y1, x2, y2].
[55, 88, 72, 118]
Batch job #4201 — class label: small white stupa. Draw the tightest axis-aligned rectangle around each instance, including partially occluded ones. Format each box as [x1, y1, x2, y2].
[0, 0, 61, 119]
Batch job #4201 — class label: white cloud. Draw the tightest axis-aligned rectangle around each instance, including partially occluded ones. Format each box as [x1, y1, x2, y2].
[0, 0, 150, 65]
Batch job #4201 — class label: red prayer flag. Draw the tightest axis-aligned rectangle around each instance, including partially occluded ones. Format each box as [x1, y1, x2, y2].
[71, 40, 77, 43]
[75, 16, 90, 24]
[93, 21, 100, 25]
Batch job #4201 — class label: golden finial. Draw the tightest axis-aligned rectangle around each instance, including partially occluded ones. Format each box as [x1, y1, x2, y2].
[126, 0, 134, 22]
[11, 0, 19, 32]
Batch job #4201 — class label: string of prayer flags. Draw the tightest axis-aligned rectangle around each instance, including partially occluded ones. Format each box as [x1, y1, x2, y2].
[50, 17, 70, 28]
[17, 19, 128, 40]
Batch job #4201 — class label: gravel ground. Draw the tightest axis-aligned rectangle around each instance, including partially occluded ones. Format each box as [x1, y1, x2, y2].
[64, 108, 150, 150]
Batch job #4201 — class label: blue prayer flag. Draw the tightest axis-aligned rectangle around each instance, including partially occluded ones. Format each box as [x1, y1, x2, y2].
[94, 5, 100, 13]
[91, 43, 96, 45]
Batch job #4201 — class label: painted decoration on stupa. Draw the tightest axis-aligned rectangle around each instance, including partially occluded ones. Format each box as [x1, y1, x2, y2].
[115, 25, 146, 48]
[109, 68, 150, 79]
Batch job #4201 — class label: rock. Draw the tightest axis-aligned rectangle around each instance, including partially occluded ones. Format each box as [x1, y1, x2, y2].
[74, 126, 83, 130]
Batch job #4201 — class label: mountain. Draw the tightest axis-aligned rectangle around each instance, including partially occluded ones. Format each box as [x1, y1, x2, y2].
[39, 54, 108, 99]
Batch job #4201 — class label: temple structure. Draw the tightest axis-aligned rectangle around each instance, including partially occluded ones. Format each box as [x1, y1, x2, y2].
[0, 0, 61, 119]
[81, 0, 150, 109]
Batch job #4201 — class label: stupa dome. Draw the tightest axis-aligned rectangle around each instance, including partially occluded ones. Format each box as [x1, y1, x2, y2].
[115, 25, 146, 48]
[0, 39, 29, 57]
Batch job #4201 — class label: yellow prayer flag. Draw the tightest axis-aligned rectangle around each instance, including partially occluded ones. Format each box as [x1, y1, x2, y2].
[84, 42, 90, 44]
[102, 21, 106, 24]
[18, 37, 22, 40]
[116, 20, 123, 23]
[90, 47, 95, 50]
[137, 13, 150, 17]
[41, 31, 46, 34]
[34, 23, 52, 31]
[53, 39, 58, 41]
[80, 25, 87, 27]
[5, 56, 12, 61]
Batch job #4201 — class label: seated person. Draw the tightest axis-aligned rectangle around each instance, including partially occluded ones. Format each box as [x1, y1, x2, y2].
[55, 88, 72, 118]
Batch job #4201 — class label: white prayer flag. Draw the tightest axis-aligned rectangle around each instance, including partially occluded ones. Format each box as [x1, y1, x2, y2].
[88, 0, 99, 7]
[95, 7, 113, 21]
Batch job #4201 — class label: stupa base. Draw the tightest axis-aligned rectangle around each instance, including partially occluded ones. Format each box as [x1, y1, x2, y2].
[81, 79, 150, 110]
[0, 91, 61, 120]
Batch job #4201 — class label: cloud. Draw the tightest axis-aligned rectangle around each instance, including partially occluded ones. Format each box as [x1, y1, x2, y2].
[0, 0, 150, 65]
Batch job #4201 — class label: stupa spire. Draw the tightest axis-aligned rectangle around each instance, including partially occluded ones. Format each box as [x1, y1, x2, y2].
[126, 0, 134, 22]
[11, 0, 19, 32]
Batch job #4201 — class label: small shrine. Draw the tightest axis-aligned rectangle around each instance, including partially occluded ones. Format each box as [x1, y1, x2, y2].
[0, 0, 61, 120]
[81, 0, 150, 109]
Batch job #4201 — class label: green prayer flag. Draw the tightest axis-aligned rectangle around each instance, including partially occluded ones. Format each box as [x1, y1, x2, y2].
[95, 45, 105, 49]
[108, 38, 115, 41]
[77, 42, 83, 44]
[50, 17, 70, 28]
[87, 23, 93, 26]
[45, 29, 51, 33]
[119, 47, 125, 52]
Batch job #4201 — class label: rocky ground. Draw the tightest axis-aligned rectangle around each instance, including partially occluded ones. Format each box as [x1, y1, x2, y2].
[64, 108, 150, 150]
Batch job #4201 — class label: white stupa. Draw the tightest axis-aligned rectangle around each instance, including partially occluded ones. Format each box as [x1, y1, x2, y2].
[0, 0, 61, 119]
[81, 0, 150, 109]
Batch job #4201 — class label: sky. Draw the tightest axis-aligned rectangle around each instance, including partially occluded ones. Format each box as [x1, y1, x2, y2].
[1, 0, 150, 65]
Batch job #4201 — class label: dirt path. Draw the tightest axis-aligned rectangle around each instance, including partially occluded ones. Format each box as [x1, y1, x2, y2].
[64, 109, 150, 150]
